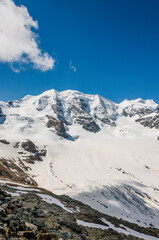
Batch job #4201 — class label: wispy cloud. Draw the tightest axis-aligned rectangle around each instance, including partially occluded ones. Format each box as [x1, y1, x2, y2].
[69, 60, 77, 72]
[0, 0, 55, 72]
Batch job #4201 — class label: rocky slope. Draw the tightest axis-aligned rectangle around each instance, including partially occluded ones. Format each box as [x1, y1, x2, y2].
[0, 179, 159, 240]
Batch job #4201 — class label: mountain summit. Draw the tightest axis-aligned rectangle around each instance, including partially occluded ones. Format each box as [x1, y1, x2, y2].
[0, 89, 159, 140]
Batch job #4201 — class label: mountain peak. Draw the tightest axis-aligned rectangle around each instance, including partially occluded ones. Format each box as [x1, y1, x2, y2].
[0, 89, 159, 142]
[120, 97, 158, 108]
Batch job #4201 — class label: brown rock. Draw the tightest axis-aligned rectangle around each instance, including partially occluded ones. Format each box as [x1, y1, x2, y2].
[6, 208, 12, 214]
[25, 222, 38, 235]
[37, 233, 58, 240]
[18, 231, 36, 239]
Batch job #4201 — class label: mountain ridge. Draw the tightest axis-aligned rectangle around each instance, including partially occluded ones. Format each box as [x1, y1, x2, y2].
[0, 89, 159, 140]
[1, 89, 158, 108]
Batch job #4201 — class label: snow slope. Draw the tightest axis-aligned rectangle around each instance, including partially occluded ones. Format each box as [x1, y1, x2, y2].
[77, 219, 159, 240]
[0, 89, 159, 228]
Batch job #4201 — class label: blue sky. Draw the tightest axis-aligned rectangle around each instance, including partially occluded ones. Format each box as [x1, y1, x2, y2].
[0, 0, 159, 103]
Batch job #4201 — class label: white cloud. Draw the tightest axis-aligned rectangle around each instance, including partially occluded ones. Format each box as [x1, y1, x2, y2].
[0, 0, 55, 71]
[69, 60, 77, 72]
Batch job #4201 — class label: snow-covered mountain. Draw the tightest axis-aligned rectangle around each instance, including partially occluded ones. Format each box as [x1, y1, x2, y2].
[0, 89, 159, 230]
[0, 89, 159, 138]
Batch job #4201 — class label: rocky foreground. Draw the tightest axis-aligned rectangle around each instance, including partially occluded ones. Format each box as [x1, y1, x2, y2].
[0, 180, 159, 240]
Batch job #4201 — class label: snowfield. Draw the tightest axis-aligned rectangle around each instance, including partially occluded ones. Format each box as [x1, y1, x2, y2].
[31, 136, 159, 228]
[0, 89, 159, 228]
[77, 219, 159, 240]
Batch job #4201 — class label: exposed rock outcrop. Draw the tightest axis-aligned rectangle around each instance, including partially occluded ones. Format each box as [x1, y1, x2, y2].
[136, 115, 159, 129]
[46, 115, 67, 138]
[100, 117, 116, 127]
[68, 96, 101, 133]
[51, 93, 114, 133]
[21, 140, 47, 163]
[0, 139, 10, 145]
[0, 107, 6, 124]
[51, 96, 68, 124]
[21, 140, 38, 153]
[0, 158, 37, 185]
[75, 116, 100, 133]
[123, 108, 154, 118]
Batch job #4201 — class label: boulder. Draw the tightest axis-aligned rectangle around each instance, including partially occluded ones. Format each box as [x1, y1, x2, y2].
[0, 139, 10, 145]
[37, 233, 58, 240]
[21, 140, 37, 153]
[25, 222, 38, 235]
[17, 231, 36, 239]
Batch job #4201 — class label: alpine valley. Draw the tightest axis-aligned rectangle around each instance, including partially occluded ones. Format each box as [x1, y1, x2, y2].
[0, 89, 159, 240]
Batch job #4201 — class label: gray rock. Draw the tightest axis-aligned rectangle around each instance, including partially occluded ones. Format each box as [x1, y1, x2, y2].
[0, 207, 5, 215]
[25, 222, 38, 235]
[136, 115, 159, 129]
[75, 116, 100, 133]
[0, 139, 10, 145]
[123, 108, 154, 118]
[0, 107, 6, 124]
[46, 116, 67, 138]
[21, 140, 37, 153]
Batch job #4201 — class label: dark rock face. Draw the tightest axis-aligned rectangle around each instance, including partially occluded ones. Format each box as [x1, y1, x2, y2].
[0, 158, 37, 185]
[38, 149, 47, 157]
[0, 107, 6, 124]
[51, 96, 68, 125]
[70, 98, 87, 115]
[123, 105, 159, 130]
[123, 108, 154, 118]
[21, 140, 47, 163]
[68, 97, 100, 133]
[7, 100, 14, 107]
[156, 107, 159, 113]
[100, 118, 116, 127]
[50, 95, 116, 134]
[75, 116, 100, 133]
[0, 139, 10, 145]
[24, 151, 46, 164]
[46, 116, 67, 138]
[24, 154, 42, 164]
[136, 115, 159, 129]
[14, 142, 20, 148]
[21, 140, 37, 153]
